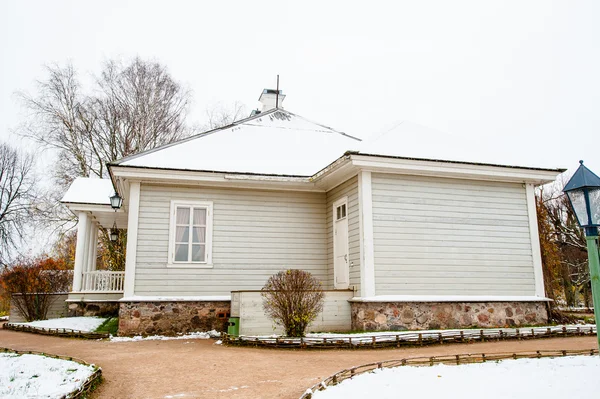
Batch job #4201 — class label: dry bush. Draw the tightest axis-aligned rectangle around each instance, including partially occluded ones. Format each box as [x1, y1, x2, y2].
[261, 269, 325, 337]
[0, 256, 71, 321]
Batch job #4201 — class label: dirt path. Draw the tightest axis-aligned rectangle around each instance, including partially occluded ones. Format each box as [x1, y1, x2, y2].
[0, 326, 596, 399]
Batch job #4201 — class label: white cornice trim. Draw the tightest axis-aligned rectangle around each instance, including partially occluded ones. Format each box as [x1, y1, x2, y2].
[110, 166, 324, 192]
[350, 155, 561, 184]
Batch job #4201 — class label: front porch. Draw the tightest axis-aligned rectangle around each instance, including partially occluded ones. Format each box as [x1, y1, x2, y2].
[64, 180, 128, 304]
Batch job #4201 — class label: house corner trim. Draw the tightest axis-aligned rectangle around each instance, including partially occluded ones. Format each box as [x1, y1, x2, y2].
[358, 170, 376, 297]
[123, 181, 141, 297]
[525, 183, 545, 297]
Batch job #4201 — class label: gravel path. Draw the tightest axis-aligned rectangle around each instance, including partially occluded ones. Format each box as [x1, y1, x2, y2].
[0, 324, 596, 399]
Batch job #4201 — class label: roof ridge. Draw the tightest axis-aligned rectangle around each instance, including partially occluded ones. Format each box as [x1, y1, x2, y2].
[110, 108, 359, 167]
[110, 108, 280, 166]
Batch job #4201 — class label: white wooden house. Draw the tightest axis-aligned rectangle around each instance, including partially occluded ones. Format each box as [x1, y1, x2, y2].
[62, 90, 563, 336]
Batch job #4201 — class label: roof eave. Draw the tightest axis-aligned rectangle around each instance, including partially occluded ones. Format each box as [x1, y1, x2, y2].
[349, 153, 563, 184]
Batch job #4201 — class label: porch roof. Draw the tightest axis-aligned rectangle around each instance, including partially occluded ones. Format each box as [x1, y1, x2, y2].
[61, 177, 115, 206]
[61, 177, 127, 229]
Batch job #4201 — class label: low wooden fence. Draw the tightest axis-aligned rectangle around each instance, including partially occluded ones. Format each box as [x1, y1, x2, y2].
[223, 325, 597, 349]
[300, 348, 599, 399]
[0, 347, 103, 399]
[2, 323, 109, 339]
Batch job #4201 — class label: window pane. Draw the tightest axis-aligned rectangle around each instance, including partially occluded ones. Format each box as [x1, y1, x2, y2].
[175, 226, 189, 243]
[174, 244, 189, 262]
[192, 244, 205, 262]
[176, 207, 190, 224]
[336, 207, 341, 220]
[342, 204, 346, 218]
[192, 227, 206, 243]
[568, 190, 589, 226]
[589, 188, 600, 225]
[193, 208, 207, 225]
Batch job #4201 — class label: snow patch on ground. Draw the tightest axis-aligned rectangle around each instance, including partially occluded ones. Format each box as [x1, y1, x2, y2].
[16, 317, 107, 332]
[110, 330, 220, 342]
[0, 353, 96, 399]
[0, 315, 8, 321]
[311, 356, 600, 399]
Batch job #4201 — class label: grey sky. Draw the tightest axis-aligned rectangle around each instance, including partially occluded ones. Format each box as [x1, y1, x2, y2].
[1, 0, 599, 174]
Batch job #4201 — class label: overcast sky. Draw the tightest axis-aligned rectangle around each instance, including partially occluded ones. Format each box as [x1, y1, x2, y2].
[1, 0, 599, 174]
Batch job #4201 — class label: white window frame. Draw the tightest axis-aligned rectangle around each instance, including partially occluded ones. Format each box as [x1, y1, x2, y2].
[167, 200, 213, 268]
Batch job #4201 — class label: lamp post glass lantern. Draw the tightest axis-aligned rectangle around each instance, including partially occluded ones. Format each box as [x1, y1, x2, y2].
[110, 221, 118, 242]
[110, 192, 123, 210]
[563, 160, 600, 350]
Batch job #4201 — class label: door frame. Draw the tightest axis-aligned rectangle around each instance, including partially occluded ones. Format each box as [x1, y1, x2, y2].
[332, 196, 350, 289]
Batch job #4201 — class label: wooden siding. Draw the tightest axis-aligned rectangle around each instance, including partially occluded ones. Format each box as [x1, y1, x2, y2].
[134, 184, 328, 296]
[326, 176, 360, 292]
[236, 290, 353, 336]
[371, 173, 536, 296]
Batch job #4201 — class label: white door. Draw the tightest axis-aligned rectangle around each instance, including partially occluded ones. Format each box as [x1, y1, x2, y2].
[333, 197, 349, 289]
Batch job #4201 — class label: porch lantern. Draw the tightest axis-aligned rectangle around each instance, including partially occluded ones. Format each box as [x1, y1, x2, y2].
[563, 160, 600, 350]
[110, 221, 118, 242]
[110, 192, 123, 210]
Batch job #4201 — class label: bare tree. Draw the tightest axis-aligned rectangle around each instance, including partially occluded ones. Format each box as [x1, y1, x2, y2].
[201, 101, 247, 131]
[18, 58, 192, 270]
[261, 269, 325, 337]
[20, 58, 192, 189]
[537, 179, 590, 307]
[0, 143, 38, 264]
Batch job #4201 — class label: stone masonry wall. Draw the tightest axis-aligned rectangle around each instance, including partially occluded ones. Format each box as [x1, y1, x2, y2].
[351, 301, 549, 331]
[118, 301, 231, 336]
[67, 301, 120, 318]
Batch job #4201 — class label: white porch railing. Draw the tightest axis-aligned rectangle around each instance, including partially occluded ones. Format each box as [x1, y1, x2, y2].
[82, 271, 125, 292]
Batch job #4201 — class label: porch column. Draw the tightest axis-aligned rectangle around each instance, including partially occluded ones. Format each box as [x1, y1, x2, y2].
[358, 171, 376, 298]
[90, 222, 98, 272]
[73, 211, 90, 292]
[123, 181, 141, 297]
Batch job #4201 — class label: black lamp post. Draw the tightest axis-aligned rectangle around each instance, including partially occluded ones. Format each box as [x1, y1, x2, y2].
[563, 160, 600, 349]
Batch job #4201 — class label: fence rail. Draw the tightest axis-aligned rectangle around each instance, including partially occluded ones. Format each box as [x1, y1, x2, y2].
[82, 271, 125, 292]
[300, 348, 599, 399]
[2, 323, 109, 339]
[223, 325, 597, 350]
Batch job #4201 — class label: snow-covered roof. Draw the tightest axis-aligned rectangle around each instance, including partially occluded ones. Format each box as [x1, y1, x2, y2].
[357, 121, 564, 171]
[111, 109, 563, 178]
[114, 109, 361, 177]
[61, 177, 115, 205]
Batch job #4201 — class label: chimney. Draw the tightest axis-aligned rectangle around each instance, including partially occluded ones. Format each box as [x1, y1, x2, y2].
[258, 89, 286, 112]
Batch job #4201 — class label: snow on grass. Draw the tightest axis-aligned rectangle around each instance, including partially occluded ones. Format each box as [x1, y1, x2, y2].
[0, 353, 96, 399]
[311, 356, 600, 399]
[16, 317, 107, 332]
[110, 330, 220, 342]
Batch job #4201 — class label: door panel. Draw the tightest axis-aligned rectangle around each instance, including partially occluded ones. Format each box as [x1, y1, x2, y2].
[333, 198, 349, 289]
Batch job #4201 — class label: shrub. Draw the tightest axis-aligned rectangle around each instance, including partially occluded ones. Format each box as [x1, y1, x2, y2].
[0, 256, 71, 321]
[261, 269, 325, 337]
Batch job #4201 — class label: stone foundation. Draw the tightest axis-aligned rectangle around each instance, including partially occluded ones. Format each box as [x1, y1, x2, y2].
[351, 301, 549, 331]
[118, 301, 231, 336]
[67, 301, 120, 318]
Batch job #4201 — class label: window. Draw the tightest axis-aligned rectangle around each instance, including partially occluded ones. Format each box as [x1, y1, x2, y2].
[336, 203, 347, 221]
[168, 201, 213, 267]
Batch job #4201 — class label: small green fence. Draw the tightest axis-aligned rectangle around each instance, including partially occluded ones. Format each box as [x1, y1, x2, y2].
[223, 325, 597, 349]
[2, 323, 109, 339]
